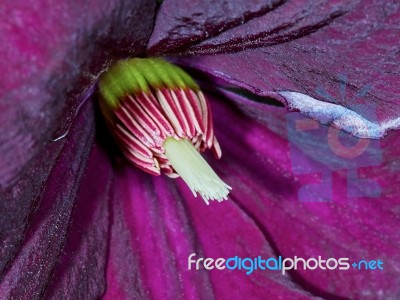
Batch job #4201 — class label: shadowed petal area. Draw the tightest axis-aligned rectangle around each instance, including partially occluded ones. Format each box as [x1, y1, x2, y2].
[147, 0, 285, 54]
[43, 143, 114, 299]
[0, 101, 113, 298]
[0, 0, 156, 187]
[175, 0, 400, 137]
[205, 92, 400, 299]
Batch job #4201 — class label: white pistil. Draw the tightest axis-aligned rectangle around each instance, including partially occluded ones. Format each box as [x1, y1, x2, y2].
[164, 137, 231, 204]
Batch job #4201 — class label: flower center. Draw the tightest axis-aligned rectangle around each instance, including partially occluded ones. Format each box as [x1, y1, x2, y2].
[99, 58, 231, 204]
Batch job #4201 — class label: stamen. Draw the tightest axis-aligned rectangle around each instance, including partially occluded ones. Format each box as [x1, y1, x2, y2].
[157, 89, 185, 137]
[125, 95, 164, 145]
[138, 92, 175, 137]
[115, 124, 153, 158]
[212, 136, 222, 159]
[116, 106, 156, 148]
[198, 91, 214, 148]
[170, 89, 193, 137]
[182, 89, 204, 134]
[164, 137, 231, 204]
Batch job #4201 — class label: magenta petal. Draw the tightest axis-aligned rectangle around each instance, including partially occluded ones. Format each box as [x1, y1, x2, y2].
[103, 168, 214, 299]
[207, 92, 400, 299]
[147, 0, 283, 54]
[103, 166, 317, 299]
[0, 0, 155, 186]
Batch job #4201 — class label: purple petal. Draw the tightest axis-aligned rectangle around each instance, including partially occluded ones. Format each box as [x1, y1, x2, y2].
[147, 0, 284, 55]
[0, 0, 156, 187]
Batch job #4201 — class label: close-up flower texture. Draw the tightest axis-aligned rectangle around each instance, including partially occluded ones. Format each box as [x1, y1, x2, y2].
[1, 0, 399, 299]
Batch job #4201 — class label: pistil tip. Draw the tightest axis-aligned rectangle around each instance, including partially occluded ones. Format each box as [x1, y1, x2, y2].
[164, 137, 231, 204]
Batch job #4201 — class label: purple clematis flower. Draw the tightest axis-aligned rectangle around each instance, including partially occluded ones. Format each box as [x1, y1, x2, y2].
[1, 0, 400, 299]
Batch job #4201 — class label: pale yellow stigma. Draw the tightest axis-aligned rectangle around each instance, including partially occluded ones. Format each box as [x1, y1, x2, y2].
[164, 138, 231, 204]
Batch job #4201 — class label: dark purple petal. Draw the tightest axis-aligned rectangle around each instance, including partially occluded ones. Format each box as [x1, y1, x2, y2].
[172, 0, 351, 55]
[43, 143, 113, 299]
[0, 0, 156, 187]
[0, 101, 111, 298]
[147, 0, 284, 55]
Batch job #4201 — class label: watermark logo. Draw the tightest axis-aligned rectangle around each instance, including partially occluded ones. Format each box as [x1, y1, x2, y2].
[188, 253, 384, 275]
[286, 74, 382, 201]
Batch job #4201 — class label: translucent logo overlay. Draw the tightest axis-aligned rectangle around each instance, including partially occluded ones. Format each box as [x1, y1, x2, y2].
[286, 75, 382, 201]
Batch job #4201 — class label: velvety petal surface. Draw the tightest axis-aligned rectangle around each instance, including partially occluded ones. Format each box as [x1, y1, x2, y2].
[0, 101, 114, 298]
[147, 0, 284, 54]
[0, 0, 156, 187]
[169, 0, 352, 55]
[174, 0, 400, 137]
[43, 141, 114, 299]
